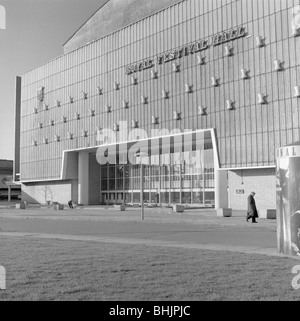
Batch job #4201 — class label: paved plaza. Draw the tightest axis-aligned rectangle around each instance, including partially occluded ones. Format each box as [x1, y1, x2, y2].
[0, 205, 287, 259]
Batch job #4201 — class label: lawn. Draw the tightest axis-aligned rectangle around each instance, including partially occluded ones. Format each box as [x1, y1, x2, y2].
[0, 236, 299, 301]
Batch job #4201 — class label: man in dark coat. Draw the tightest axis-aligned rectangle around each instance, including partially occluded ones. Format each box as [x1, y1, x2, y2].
[247, 192, 258, 223]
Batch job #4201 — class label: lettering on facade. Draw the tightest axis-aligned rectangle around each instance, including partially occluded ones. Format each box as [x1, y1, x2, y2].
[156, 40, 209, 66]
[125, 26, 246, 75]
[211, 26, 246, 46]
[276, 146, 300, 158]
[236, 189, 245, 194]
[125, 59, 154, 76]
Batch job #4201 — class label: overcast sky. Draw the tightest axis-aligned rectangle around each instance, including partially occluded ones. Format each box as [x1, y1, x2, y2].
[0, 0, 107, 160]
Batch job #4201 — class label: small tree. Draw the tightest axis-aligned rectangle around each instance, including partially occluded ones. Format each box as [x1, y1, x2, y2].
[41, 186, 53, 205]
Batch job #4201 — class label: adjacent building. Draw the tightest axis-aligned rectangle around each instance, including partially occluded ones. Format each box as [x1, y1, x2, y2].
[15, 0, 300, 210]
[0, 160, 21, 200]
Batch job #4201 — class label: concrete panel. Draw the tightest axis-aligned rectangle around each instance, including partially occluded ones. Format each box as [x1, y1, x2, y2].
[21, 181, 74, 205]
[62, 152, 79, 180]
[228, 168, 276, 211]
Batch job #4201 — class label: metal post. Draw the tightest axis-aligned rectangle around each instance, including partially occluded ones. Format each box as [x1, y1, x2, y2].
[203, 169, 206, 206]
[149, 157, 152, 205]
[169, 164, 172, 205]
[131, 165, 133, 205]
[191, 165, 194, 205]
[8, 185, 11, 203]
[140, 163, 144, 220]
[123, 164, 125, 205]
[158, 162, 161, 206]
[179, 164, 182, 204]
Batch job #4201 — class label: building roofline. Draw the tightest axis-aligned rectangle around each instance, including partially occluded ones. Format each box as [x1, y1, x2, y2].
[63, 0, 110, 46]
[22, 0, 185, 77]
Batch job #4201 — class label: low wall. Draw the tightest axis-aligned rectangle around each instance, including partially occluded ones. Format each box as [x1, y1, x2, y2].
[21, 180, 78, 205]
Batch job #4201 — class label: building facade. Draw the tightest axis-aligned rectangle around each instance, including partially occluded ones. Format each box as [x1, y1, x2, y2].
[0, 160, 21, 200]
[15, 0, 300, 210]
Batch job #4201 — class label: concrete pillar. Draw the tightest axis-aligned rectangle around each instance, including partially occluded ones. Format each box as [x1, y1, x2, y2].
[277, 143, 300, 256]
[215, 169, 228, 209]
[78, 152, 89, 205]
[88, 154, 100, 205]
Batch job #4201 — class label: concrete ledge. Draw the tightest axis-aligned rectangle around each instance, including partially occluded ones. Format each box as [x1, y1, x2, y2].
[217, 208, 232, 217]
[54, 204, 64, 211]
[259, 209, 276, 220]
[173, 205, 185, 213]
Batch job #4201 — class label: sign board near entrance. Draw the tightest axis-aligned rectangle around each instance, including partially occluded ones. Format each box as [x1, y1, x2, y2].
[236, 189, 245, 194]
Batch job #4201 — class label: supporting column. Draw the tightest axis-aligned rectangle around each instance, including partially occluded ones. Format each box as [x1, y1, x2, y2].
[78, 152, 89, 205]
[88, 154, 100, 205]
[215, 169, 228, 209]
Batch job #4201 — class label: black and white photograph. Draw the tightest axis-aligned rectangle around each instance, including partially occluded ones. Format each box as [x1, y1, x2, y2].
[1, 0, 300, 309]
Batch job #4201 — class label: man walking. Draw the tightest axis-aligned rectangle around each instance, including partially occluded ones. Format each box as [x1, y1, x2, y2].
[247, 191, 258, 223]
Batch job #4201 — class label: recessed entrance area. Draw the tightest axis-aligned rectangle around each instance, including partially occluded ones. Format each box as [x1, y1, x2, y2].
[90, 130, 216, 206]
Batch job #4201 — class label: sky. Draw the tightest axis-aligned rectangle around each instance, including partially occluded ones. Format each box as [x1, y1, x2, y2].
[0, 0, 108, 160]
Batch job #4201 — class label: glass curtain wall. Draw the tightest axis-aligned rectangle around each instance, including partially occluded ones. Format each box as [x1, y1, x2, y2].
[100, 130, 215, 206]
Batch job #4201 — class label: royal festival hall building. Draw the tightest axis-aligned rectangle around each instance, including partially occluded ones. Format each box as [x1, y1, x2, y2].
[14, 0, 300, 210]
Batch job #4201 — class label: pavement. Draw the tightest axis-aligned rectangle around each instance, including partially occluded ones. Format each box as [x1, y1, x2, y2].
[1, 204, 298, 260]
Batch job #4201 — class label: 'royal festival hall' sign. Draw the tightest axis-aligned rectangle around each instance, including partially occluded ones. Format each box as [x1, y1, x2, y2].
[125, 26, 246, 76]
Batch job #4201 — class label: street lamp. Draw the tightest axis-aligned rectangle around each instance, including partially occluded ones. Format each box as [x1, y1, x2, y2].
[134, 151, 149, 221]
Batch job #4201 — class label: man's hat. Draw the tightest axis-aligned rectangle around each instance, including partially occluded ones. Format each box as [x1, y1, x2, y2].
[251, 191, 256, 195]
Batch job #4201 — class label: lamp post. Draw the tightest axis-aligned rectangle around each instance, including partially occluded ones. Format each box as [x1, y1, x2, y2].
[134, 152, 149, 221]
